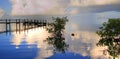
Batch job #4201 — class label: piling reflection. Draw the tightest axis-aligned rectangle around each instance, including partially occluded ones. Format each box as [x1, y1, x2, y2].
[44, 17, 69, 53]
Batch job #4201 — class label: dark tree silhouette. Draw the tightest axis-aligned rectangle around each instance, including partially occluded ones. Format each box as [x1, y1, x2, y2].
[96, 19, 120, 59]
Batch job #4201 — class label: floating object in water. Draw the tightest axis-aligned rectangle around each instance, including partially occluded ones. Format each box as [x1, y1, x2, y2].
[71, 33, 75, 36]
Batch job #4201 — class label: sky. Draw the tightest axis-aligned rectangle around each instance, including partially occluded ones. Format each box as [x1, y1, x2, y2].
[0, 0, 120, 16]
[0, 0, 120, 59]
[0, 0, 11, 13]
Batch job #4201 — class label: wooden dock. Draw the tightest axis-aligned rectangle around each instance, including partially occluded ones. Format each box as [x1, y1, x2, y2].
[0, 19, 47, 34]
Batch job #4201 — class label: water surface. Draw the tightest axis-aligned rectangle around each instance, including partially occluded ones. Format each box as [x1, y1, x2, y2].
[0, 13, 120, 59]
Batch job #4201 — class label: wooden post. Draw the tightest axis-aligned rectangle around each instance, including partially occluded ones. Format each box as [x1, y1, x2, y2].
[36, 20, 38, 27]
[19, 19, 20, 34]
[26, 19, 28, 33]
[16, 19, 18, 33]
[23, 19, 26, 33]
[6, 19, 8, 34]
[42, 20, 43, 26]
[44, 20, 47, 28]
[33, 19, 35, 29]
[27, 19, 28, 28]
[8, 19, 11, 35]
[31, 19, 33, 28]
[40, 20, 41, 27]
[43, 19, 44, 26]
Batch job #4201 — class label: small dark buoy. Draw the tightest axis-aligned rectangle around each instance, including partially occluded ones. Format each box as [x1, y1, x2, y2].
[71, 33, 75, 36]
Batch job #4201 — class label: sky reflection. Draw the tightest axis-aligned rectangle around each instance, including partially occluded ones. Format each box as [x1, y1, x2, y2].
[11, 27, 54, 59]
[11, 27, 50, 48]
[0, 12, 120, 59]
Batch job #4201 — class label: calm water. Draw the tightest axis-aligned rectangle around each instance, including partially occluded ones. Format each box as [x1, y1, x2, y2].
[0, 15, 119, 59]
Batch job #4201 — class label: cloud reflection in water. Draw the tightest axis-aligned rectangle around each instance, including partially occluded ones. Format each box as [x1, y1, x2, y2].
[11, 27, 54, 59]
[9, 21, 109, 59]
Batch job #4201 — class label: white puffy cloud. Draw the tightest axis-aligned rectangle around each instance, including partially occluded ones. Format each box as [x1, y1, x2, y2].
[10, 0, 66, 15]
[10, 0, 120, 15]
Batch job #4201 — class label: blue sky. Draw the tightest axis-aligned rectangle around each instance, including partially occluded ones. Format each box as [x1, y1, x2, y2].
[0, 0, 11, 13]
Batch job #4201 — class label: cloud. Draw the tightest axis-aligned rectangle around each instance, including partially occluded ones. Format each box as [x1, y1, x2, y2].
[67, 0, 120, 14]
[79, 4, 120, 13]
[69, 0, 120, 6]
[69, 8, 79, 14]
[10, 0, 67, 15]
[10, 0, 120, 15]
[0, 9, 4, 18]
